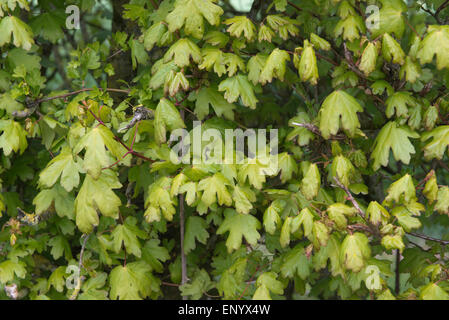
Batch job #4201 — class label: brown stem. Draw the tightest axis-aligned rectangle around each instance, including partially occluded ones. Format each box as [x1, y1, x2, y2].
[395, 249, 400, 295]
[179, 194, 188, 300]
[34, 88, 130, 105]
[149, 0, 159, 9]
[408, 232, 449, 245]
[291, 122, 346, 140]
[333, 176, 381, 237]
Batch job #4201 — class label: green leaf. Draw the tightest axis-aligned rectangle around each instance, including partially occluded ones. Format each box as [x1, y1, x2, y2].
[310, 33, 330, 51]
[253, 272, 283, 300]
[370, 0, 406, 38]
[334, 15, 365, 42]
[247, 53, 267, 85]
[47, 266, 66, 292]
[74, 126, 129, 179]
[164, 38, 202, 68]
[145, 177, 176, 222]
[142, 239, 170, 273]
[30, 12, 64, 43]
[74, 170, 122, 233]
[385, 91, 417, 119]
[371, 122, 419, 171]
[233, 185, 255, 214]
[423, 171, 438, 204]
[359, 42, 378, 76]
[192, 86, 235, 120]
[154, 98, 186, 144]
[422, 126, 449, 160]
[280, 216, 292, 248]
[327, 203, 357, 230]
[263, 200, 282, 234]
[198, 173, 232, 207]
[217, 209, 261, 252]
[301, 163, 320, 200]
[109, 261, 159, 300]
[417, 25, 449, 70]
[112, 217, 147, 258]
[180, 269, 214, 300]
[280, 245, 310, 280]
[420, 283, 449, 300]
[435, 186, 449, 215]
[260, 48, 290, 85]
[48, 236, 72, 260]
[166, 0, 223, 39]
[39, 147, 80, 192]
[340, 232, 371, 273]
[0, 120, 28, 156]
[143, 22, 167, 51]
[366, 201, 390, 226]
[224, 16, 256, 41]
[400, 56, 422, 83]
[258, 24, 275, 42]
[33, 184, 75, 219]
[319, 90, 363, 139]
[0, 16, 34, 50]
[129, 38, 149, 69]
[218, 74, 258, 109]
[296, 208, 314, 238]
[0, 260, 26, 284]
[277, 152, 297, 183]
[392, 206, 421, 232]
[381, 234, 405, 252]
[298, 40, 319, 85]
[184, 216, 210, 253]
[331, 155, 355, 188]
[382, 33, 405, 65]
[384, 174, 416, 205]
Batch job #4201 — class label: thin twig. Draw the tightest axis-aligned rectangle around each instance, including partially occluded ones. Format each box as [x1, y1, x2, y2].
[149, 0, 159, 9]
[333, 176, 381, 237]
[34, 88, 130, 105]
[179, 194, 188, 300]
[291, 122, 346, 140]
[408, 232, 449, 245]
[333, 177, 366, 220]
[395, 249, 400, 295]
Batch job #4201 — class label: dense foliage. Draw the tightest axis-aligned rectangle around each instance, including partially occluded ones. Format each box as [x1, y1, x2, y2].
[3, 0, 449, 300]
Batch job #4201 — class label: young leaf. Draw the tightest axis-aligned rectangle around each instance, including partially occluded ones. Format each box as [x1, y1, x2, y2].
[421, 126, 449, 160]
[340, 232, 371, 272]
[359, 42, 378, 76]
[382, 33, 405, 65]
[216, 209, 261, 252]
[166, 0, 223, 39]
[260, 48, 290, 85]
[417, 25, 449, 70]
[0, 16, 34, 50]
[154, 98, 186, 144]
[109, 261, 158, 300]
[298, 40, 319, 85]
[0, 120, 28, 156]
[301, 163, 320, 200]
[74, 126, 129, 179]
[184, 216, 210, 253]
[319, 90, 363, 139]
[224, 16, 256, 41]
[74, 170, 122, 233]
[39, 147, 80, 192]
[164, 38, 202, 68]
[371, 122, 419, 171]
[218, 74, 258, 109]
